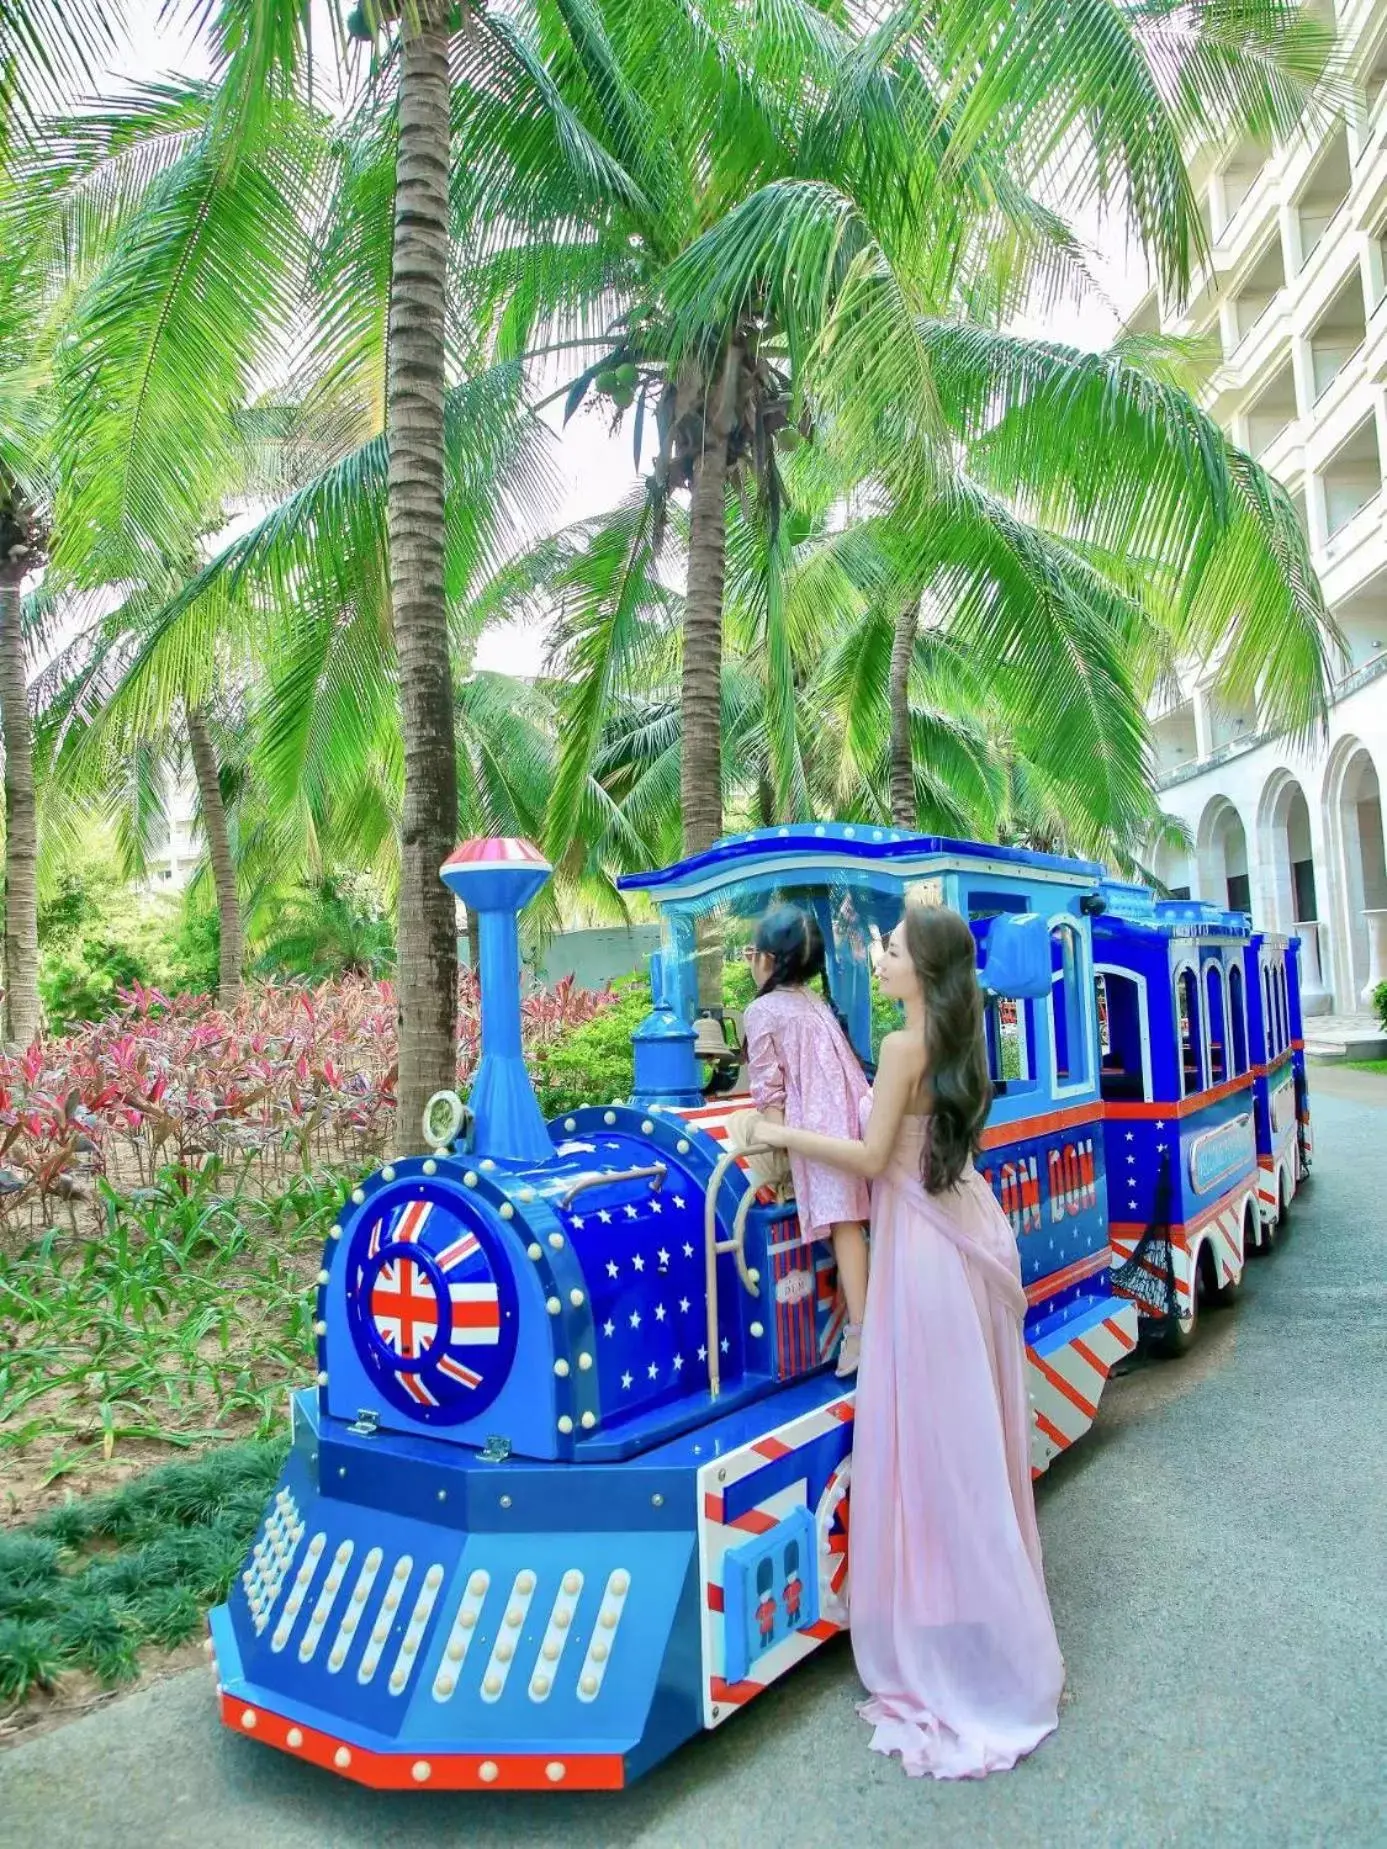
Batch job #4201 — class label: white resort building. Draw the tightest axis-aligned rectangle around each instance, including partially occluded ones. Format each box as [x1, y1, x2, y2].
[1130, 0, 1387, 1040]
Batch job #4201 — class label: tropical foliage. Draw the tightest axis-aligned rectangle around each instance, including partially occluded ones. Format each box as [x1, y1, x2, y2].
[0, 3, 1343, 1072]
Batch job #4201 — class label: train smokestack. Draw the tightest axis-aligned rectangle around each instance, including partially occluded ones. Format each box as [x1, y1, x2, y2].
[440, 837, 553, 1163]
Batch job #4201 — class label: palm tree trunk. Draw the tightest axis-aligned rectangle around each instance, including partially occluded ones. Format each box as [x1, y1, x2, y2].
[0, 561, 38, 1049]
[681, 346, 740, 1013]
[186, 706, 243, 1009]
[388, 0, 458, 1150]
[888, 598, 920, 829]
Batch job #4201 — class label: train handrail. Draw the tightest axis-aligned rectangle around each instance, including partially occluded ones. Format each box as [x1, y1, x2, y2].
[557, 1163, 667, 1210]
[703, 1145, 766, 1399]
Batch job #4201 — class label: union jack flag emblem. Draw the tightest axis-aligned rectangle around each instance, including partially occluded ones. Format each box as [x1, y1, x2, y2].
[365, 1199, 501, 1408]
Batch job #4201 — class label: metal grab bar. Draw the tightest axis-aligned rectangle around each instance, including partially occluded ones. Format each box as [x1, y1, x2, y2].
[704, 1145, 767, 1400]
[557, 1162, 667, 1210]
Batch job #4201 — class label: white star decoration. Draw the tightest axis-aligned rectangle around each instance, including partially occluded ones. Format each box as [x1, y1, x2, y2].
[603, 1319, 615, 1337]
[647, 1362, 658, 1380]
[624, 1204, 639, 1220]
[1125, 1132, 1134, 1143]
[621, 1371, 632, 1390]
[673, 1196, 687, 1210]
[571, 1215, 586, 1230]
[632, 1254, 645, 1272]
[673, 1354, 684, 1372]
[629, 1310, 641, 1328]
[649, 1200, 662, 1214]
[682, 1242, 694, 1258]
[698, 1345, 708, 1361]
[606, 1260, 619, 1278]
[720, 1338, 729, 1354]
[679, 1296, 690, 1313]
[655, 1303, 667, 1322]
[657, 1247, 670, 1266]
[598, 1209, 612, 1225]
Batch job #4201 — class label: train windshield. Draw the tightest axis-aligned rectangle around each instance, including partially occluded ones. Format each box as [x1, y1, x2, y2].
[658, 875, 909, 1071]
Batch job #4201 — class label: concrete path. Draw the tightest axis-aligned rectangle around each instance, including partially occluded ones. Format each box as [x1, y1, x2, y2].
[4, 1083, 1385, 1849]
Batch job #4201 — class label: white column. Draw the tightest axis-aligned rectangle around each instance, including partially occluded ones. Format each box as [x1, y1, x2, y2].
[1218, 300, 1240, 360]
[1193, 687, 1214, 761]
[1359, 909, 1387, 1008]
[1290, 335, 1315, 421]
[1279, 200, 1303, 280]
[1295, 920, 1331, 1016]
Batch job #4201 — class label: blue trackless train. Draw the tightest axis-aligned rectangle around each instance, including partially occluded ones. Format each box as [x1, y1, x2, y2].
[210, 825, 1310, 1791]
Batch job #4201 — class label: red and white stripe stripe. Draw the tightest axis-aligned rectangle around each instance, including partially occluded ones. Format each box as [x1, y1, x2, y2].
[696, 1394, 855, 1726]
[1026, 1308, 1138, 1475]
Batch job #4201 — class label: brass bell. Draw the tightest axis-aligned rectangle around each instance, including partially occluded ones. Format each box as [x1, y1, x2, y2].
[693, 1015, 735, 1062]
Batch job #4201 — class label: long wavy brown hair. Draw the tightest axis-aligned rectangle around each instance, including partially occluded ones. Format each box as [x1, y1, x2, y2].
[902, 903, 992, 1194]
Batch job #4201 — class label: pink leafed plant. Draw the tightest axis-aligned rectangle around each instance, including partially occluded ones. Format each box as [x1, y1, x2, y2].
[0, 972, 622, 1238]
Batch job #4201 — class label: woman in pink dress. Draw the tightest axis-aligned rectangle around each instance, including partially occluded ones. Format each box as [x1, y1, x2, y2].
[743, 905, 871, 1374]
[752, 900, 1063, 1779]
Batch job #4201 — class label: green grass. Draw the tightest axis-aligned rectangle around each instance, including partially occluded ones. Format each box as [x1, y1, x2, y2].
[0, 1439, 285, 1703]
[1342, 1058, 1387, 1075]
[0, 1165, 341, 1500]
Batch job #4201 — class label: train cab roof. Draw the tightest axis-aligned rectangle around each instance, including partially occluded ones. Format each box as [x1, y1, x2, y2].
[620, 823, 1106, 913]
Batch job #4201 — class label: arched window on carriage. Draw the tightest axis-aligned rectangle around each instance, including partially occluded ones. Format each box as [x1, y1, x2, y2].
[984, 994, 1033, 1093]
[1096, 969, 1150, 1103]
[1228, 963, 1249, 1076]
[1277, 961, 1291, 1054]
[1262, 964, 1277, 1057]
[1049, 921, 1089, 1088]
[1177, 964, 1205, 1096]
[1205, 964, 1228, 1085]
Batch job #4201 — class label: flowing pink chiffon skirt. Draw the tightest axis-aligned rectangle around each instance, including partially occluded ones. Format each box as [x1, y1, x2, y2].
[849, 1117, 1064, 1778]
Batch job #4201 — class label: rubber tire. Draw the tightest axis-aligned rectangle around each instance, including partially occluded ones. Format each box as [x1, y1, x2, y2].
[1159, 1248, 1201, 1357]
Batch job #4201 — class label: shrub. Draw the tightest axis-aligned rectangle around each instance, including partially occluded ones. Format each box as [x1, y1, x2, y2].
[1374, 980, 1387, 1034]
[532, 982, 651, 1116]
[37, 872, 221, 1032]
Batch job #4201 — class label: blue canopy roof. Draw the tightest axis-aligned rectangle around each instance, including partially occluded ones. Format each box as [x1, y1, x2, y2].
[619, 823, 1106, 908]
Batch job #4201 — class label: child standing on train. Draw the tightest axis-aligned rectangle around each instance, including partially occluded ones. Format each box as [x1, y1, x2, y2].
[743, 904, 871, 1375]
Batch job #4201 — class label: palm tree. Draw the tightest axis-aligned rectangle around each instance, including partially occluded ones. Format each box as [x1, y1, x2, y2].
[462, 0, 1334, 872]
[0, 175, 63, 1046]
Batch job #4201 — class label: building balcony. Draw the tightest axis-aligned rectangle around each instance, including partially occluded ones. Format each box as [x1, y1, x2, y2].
[1151, 651, 1387, 794]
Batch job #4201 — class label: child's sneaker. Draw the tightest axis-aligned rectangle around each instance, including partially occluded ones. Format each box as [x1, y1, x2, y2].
[835, 1323, 862, 1377]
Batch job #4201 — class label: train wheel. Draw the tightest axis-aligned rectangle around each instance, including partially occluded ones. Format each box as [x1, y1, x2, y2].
[1159, 1242, 1207, 1356]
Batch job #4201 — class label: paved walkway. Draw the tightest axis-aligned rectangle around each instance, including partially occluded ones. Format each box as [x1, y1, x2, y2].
[4, 1083, 1386, 1848]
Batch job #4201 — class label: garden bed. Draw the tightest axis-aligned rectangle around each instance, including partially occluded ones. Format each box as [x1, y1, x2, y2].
[0, 1440, 284, 1741]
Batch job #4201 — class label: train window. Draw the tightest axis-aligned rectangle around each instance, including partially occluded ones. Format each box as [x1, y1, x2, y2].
[1205, 965, 1228, 1084]
[1049, 922, 1089, 1088]
[1097, 971, 1149, 1102]
[983, 995, 1033, 1092]
[1277, 962, 1290, 1053]
[1264, 968, 1279, 1057]
[1228, 963, 1248, 1075]
[1177, 965, 1205, 1095]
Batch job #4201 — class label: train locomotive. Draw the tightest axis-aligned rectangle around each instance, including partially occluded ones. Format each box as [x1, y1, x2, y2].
[210, 825, 1310, 1791]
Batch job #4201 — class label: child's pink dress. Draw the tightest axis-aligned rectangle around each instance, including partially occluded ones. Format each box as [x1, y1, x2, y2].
[849, 1105, 1064, 1778]
[744, 986, 870, 1239]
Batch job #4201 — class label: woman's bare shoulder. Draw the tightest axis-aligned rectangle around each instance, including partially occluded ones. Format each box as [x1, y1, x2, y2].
[877, 1029, 926, 1077]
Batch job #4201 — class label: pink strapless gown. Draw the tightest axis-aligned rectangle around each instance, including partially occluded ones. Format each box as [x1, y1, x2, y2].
[849, 1112, 1064, 1778]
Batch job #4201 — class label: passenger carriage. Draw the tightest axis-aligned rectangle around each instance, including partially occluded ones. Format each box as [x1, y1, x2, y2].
[620, 825, 1140, 1476]
[1091, 885, 1261, 1351]
[1248, 929, 1309, 1236]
